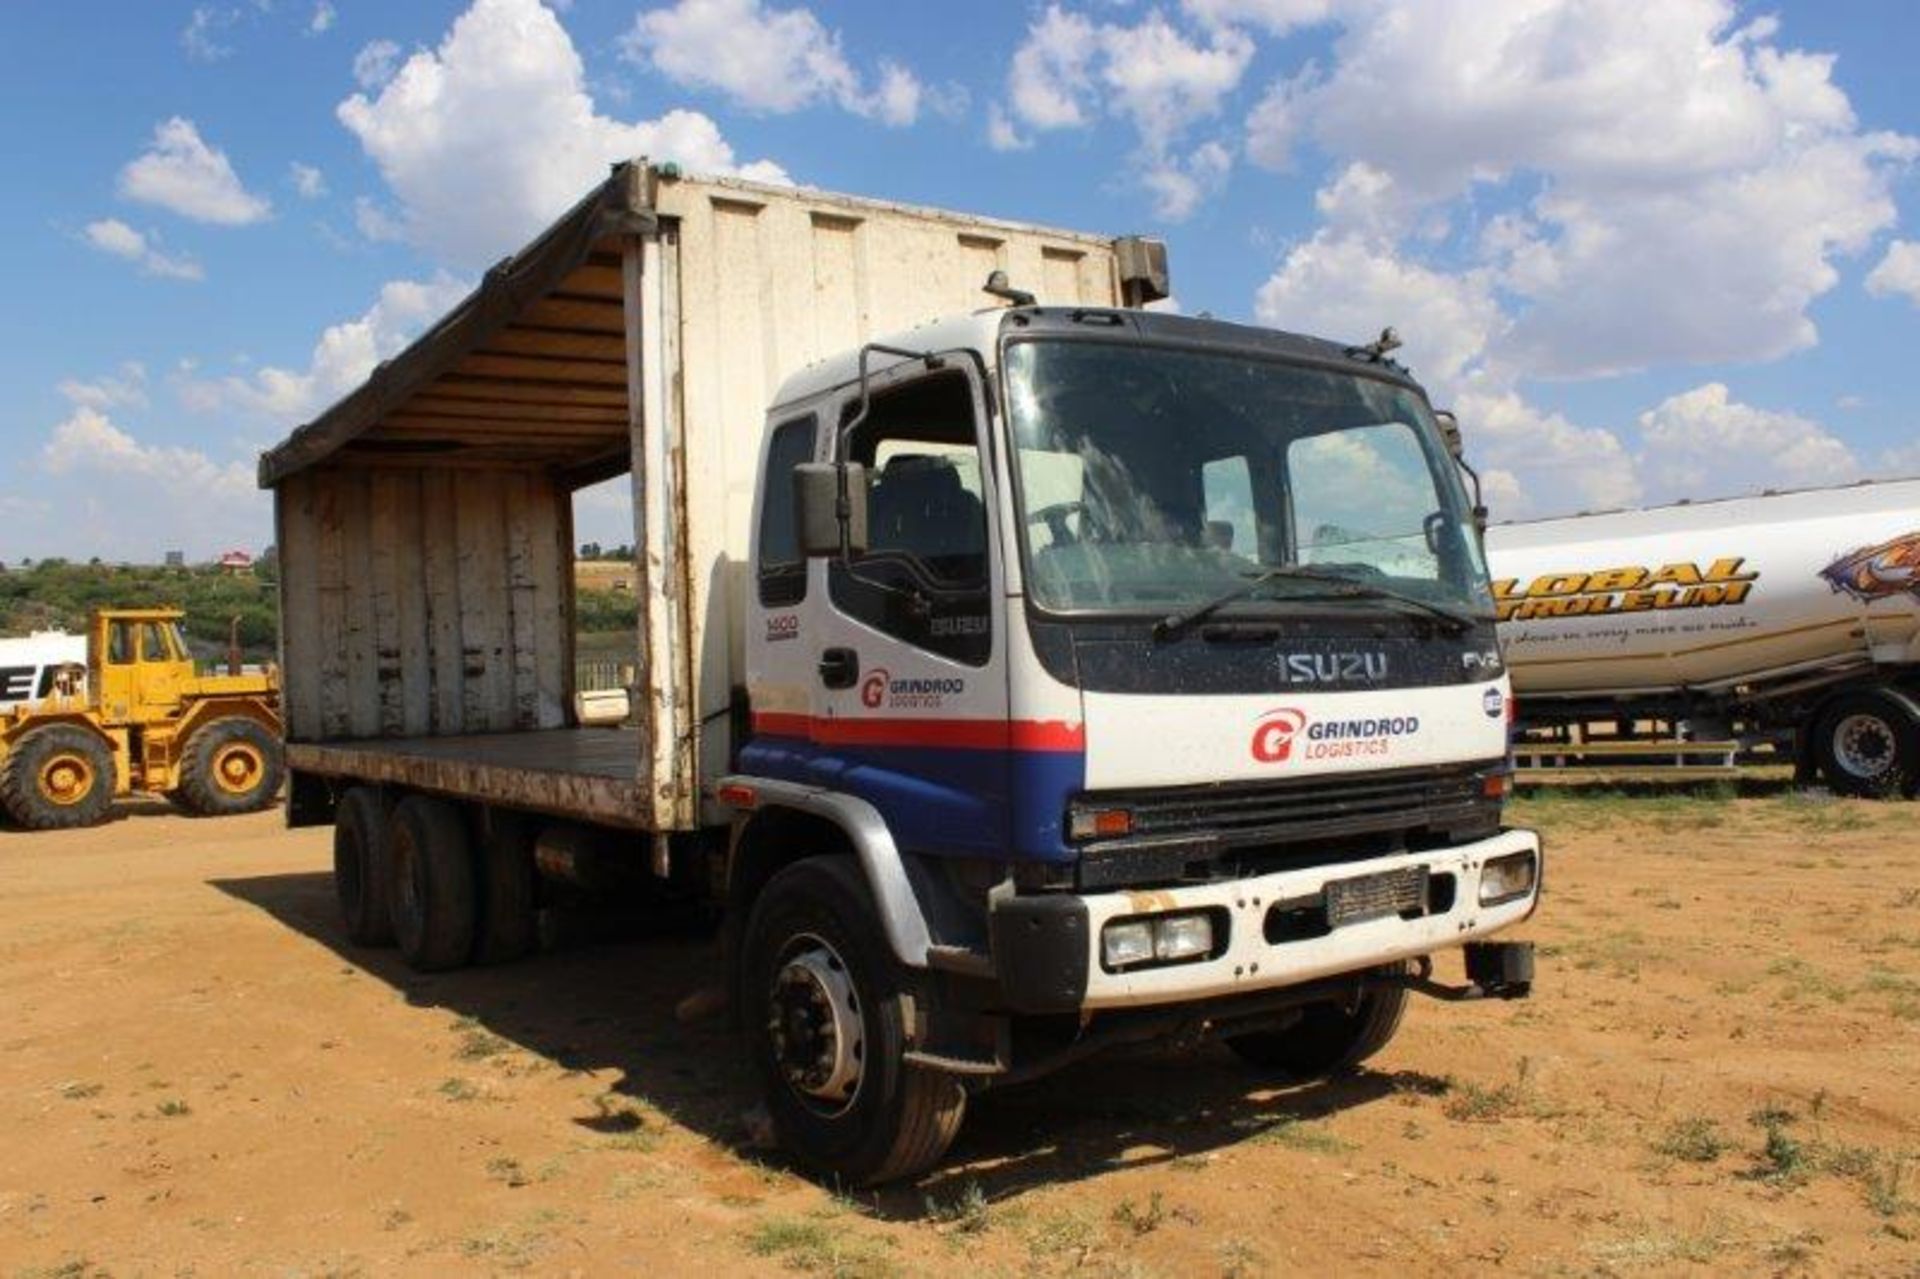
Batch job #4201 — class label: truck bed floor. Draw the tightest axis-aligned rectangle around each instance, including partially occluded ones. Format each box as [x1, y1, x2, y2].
[287, 728, 651, 829]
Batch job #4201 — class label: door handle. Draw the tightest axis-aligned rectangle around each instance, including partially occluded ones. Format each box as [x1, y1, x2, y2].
[818, 647, 859, 690]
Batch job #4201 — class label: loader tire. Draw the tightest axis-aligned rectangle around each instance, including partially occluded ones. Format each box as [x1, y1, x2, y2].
[1813, 690, 1917, 799]
[0, 724, 115, 830]
[334, 786, 394, 947]
[1225, 961, 1413, 1080]
[389, 795, 477, 972]
[175, 717, 284, 816]
[740, 857, 966, 1185]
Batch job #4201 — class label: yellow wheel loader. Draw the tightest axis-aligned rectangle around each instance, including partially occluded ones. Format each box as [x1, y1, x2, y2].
[0, 609, 282, 830]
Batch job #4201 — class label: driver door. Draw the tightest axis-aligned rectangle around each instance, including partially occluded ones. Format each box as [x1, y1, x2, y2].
[810, 357, 1010, 858]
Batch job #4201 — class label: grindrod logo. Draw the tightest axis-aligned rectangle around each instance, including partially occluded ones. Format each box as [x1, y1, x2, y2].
[1250, 708, 1308, 763]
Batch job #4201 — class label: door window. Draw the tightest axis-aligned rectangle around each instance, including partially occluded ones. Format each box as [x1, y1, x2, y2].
[830, 370, 992, 665]
[756, 415, 817, 607]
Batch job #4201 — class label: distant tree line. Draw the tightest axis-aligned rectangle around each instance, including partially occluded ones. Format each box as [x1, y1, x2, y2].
[0, 560, 639, 662]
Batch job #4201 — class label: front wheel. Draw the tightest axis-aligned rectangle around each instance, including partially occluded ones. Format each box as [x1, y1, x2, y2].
[175, 717, 284, 816]
[740, 858, 964, 1185]
[1813, 691, 1918, 799]
[1224, 963, 1412, 1080]
[0, 724, 115, 829]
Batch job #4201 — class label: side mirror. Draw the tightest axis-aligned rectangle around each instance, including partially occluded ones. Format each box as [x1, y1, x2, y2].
[794, 462, 869, 558]
[1434, 409, 1464, 460]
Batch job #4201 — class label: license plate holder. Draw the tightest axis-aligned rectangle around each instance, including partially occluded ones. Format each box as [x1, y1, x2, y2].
[1325, 865, 1429, 927]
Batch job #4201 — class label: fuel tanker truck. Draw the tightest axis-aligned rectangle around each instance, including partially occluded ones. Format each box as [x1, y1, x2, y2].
[1486, 478, 1920, 796]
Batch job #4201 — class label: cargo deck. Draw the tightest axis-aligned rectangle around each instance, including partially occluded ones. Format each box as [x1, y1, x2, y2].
[287, 729, 650, 830]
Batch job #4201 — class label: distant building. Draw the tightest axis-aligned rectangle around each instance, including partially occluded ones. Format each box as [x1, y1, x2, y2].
[218, 550, 254, 575]
[165, 550, 185, 568]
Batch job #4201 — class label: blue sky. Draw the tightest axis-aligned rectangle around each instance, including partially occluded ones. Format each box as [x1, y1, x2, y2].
[3, 0, 1917, 561]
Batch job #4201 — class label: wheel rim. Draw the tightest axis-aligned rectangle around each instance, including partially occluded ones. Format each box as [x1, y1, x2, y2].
[1833, 713, 1896, 780]
[767, 934, 865, 1117]
[211, 740, 265, 796]
[38, 751, 97, 807]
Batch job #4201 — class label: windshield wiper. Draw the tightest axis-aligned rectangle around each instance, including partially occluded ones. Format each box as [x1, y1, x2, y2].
[1152, 565, 1483, 640]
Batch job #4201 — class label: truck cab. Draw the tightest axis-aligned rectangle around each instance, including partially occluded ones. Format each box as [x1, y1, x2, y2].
[724, 306, 1540, 1178]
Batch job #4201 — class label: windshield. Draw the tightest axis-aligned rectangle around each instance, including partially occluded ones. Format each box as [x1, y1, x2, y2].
[1003, 338, 1492, 619]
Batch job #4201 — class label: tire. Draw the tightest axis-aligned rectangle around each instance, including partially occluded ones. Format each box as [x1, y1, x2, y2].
[1225, 962, 1413, 1080]
[175, 717, 285, 816]
[473, 810, 537, 965]
[389, 795, 478, 972]
[740, 857, 965, 1185]
[334, 787, 394, 947]
[0, 724, 115, 830]
[1813, 691, 1918, 799]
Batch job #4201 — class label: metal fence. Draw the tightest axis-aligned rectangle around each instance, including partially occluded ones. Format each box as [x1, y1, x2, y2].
[575, 660, 635, 693]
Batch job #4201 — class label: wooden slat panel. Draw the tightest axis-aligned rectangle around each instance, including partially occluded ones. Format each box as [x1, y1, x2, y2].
[428, 376, 628, 408]
[340, 472, 380, 739]
[516, 296, 625, 333]
[368, 471, 407, 736]
[455, 352, 628, 385]
[423, 469, 465, 734]
[530, 482, 570, 729]
[505, 474, 540, 730]
[314, 474, 350, 739]
[555, 264, 623, 296]
[382, 413, 621, 438]
[392, 473, 432, 736]
[277, 472, 323, 741]
[455, 476, 512, 731]
[480, 327, 627, 362]
[401, 396, 628, 425]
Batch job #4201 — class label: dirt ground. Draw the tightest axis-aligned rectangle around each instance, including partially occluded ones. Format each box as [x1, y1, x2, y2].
[2, 788, 1917, 1278]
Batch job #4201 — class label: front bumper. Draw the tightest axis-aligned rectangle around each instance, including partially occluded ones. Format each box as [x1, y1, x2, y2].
[990, 827, 1541, 1013]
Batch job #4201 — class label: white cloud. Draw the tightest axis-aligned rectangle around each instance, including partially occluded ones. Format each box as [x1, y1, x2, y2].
[353, 196, 406, 243]
[623, 0, 927, 125]
[118, 117, 272, 226]
[353, 39, 403, 90]
[1000, 6, 1251, 222]
[58, 364, 150, 411]
[1635, 383, 1861, 501]
[289, 161, 327, 199]
[177, 274, 472, 423]
[309, 2, 337, 34]
[1865, 239, 1920, 306]
[1243, 0, 1917, 379]
[1143, 141, 1233, 221]
[1181, 0, 1341, 35]
[337, 0, 787, 267]
[36, 409, 266, 559]
[82, 218, 205, 281]
[181, 6, 233, 62]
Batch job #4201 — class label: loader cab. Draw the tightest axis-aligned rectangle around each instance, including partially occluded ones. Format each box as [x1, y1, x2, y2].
[91, 609, 195, 723]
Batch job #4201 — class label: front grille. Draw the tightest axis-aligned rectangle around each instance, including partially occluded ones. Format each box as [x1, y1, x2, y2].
[1074, 763, 1496, 890]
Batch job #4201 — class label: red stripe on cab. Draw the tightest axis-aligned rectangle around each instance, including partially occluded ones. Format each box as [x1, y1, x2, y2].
[750, 712, 1084, 753]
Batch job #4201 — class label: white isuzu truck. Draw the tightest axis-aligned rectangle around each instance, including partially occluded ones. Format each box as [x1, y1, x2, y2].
[1488, 480, 1920, 796]
[261, 162, 1541, 1183]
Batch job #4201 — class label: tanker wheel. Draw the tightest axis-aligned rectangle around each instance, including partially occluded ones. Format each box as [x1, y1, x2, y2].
[175, 718, 285, 816]
[0, 724, 115, 830]
[1813, 691, 1918, 799]
[1225, 961, 1413, 1080]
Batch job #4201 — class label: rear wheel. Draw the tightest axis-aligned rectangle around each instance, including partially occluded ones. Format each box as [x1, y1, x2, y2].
[1813, 691, 1918, 798]
[389, 795, 477, 972]
[473, 810, 537, 965]
[175, 717, 284, 816]
[334, 787, 394, 946]
[0, 724, 115, 830]
[1225, 963, 1412, 1080]
[740, 858, 965, 1185]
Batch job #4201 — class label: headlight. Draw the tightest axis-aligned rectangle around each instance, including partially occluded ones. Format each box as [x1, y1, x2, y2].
[1101, 919, 1155, 968]
[1101, 911, 1217, 970]
[1479, 850, 1537, 905]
